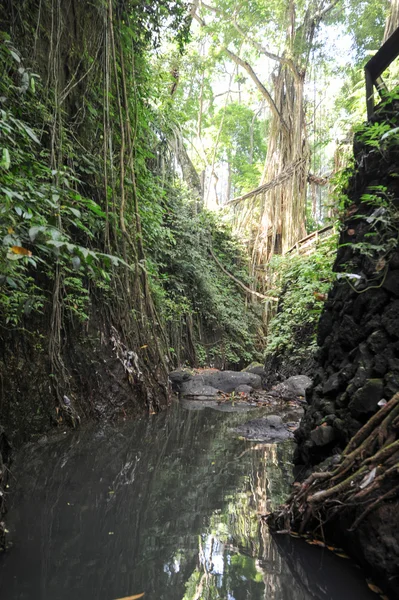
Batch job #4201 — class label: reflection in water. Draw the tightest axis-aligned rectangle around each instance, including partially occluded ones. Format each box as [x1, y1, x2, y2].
[0, 402, 374, 600]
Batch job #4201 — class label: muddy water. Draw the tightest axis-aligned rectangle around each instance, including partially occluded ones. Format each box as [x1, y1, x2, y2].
[0, 401, 375, 600]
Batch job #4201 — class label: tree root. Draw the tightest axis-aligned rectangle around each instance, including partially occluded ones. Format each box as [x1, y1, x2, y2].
[268, 392, 399, 540]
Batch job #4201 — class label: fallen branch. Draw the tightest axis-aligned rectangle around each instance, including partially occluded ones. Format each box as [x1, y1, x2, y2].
[226, 158, 306, 206]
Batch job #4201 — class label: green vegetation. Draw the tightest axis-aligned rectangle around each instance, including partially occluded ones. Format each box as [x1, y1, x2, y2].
[265, 235, 337, 361]
[0, 0, 397, 416]
[0, 0, 264, 408]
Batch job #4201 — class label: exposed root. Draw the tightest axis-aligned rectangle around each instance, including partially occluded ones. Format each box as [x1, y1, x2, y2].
[267, 392, 399, 535]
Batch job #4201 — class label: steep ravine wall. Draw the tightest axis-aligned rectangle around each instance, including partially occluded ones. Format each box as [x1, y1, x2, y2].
[295, 122, 399, 467]
[293, 104, 399, 596]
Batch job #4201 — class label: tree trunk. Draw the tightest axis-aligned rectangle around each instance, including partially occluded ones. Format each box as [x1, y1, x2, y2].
[383, 0, 399, 42]
[227, 161, 232, 202]
[172, 131, 203, 200]
[251, 65, 308, 277]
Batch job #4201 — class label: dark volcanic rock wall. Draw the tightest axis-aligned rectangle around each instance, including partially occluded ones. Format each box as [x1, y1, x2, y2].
[295, 105, 399, 470]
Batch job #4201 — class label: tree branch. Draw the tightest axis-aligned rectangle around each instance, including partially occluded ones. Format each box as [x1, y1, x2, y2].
[209, 247, 277, 301]
[194, 13, 206, 26]
[225, 49, 289, 134]
[231, 20, 301, 81]
[200, 1, 301, 79]
[311, 0, 341, 23]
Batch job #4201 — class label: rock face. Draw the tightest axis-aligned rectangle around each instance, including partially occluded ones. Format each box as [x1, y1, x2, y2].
[292, 105, 399, 598]
[235, 415, 294, 442]
[169, 368, 262, 397]
[295, 180, 399, 468]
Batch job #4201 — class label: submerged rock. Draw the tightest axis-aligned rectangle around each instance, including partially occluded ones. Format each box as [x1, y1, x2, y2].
[234, 415, 294, 442]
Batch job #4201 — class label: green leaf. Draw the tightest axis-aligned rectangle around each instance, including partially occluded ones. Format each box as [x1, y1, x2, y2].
[68, 207, 81, 219]
[72, 255, 81, 270]
[23, 124, 40, 144]
[0, 148, 10, 170]
[9, 49, 21, 63]
[47, 240, 66, 249]
[6, 277, 18, 288]
[29, 226, 45, 242]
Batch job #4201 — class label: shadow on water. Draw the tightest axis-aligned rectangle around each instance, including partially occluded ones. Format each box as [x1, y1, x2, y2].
[0, 401, 376, 600]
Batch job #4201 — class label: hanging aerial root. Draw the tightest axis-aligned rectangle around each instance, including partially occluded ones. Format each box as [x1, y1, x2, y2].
[266, 392, 399, 535]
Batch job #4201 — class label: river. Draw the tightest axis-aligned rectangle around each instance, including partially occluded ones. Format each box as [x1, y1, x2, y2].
[0, 400, 376, 600]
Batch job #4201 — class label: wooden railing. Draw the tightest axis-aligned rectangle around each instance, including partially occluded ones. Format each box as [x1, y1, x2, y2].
[285, 224, 335, 256]
[365, 27, 399, 120]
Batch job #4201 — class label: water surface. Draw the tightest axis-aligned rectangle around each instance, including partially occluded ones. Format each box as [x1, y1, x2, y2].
[0, 401, 375, 600]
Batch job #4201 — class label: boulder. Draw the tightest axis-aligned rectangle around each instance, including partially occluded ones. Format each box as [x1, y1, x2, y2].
[310, 425, 336, 446]
[271, 375, 312, 399]
[348, 378, 384, 417]
[169, 368, 193, 390]
[235, 384, 253, 394]
[235, 415, 293, 442]
[169, 369, 262, 397]
[243, 363, 267, 378]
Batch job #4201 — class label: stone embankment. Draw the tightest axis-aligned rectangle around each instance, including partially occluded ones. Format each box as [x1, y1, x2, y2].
[295, 116, 399, 470]
[279, 102, 399, 598]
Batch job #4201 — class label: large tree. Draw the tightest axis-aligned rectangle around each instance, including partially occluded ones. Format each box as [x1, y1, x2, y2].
[195, 0, 342, 286]
[384, 0, 399, 41]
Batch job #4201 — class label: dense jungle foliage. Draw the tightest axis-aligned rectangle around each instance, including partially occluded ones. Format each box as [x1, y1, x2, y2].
[0, 0, 396, 423]
[0, 0, 264, 416]
[265, 234, 337, 362]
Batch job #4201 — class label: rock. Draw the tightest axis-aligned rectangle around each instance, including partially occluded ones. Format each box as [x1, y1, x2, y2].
[384, 372, 399, 399]
[383, 270, 399, 297]
[235, 415, 293, 442]
[323, 373, 341, 396]
[243, 362, 265, 373]
[368, 330, 389, 353]
[348, 378, 384, 417]
[310, 425, 336, 446]
[319, 400, 336, 415]
[272, 375, 312, 399]
[317, 311, 333, 345]
[235, 384, 253, 394]
[169, 368, 193, 390]
[172, 369, 263, 397]
[245, 366, 267, 377]
[372, 353, 388, 377]
[364, 288, 389, 318]
[338, 314, 362, 350]
[382, 300, 399, 338]
[179, 382, 221, 397]
[390, 251, 399, 269]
